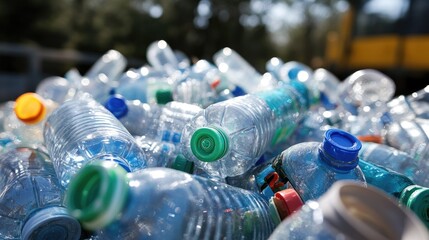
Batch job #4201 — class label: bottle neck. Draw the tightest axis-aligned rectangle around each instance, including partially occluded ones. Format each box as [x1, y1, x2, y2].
[318, 146, 358, 172]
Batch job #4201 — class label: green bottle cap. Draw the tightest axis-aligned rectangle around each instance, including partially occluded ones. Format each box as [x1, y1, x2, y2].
[171, 154, 195, 173]
[155, 89, 173, 104]
[190, 126, 229, 162]
[66, 161, 129, 230]
[399, 185, 429, 228]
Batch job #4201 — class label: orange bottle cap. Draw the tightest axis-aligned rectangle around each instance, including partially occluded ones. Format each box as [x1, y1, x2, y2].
[14, 92, 46, 124]
[357, 135, 383, 144]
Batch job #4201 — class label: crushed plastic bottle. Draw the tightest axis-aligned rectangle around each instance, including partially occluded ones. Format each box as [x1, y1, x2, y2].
[0, 147, 81, 240]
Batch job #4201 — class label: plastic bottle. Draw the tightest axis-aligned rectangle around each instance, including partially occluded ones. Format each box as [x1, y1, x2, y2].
[146, 40, 181, 74]
[43, 97, 147, 187]
[272, 129, 366, 202]
[265, 57, 284, 82]
[104, 95, 162, 137]
[4, 93, 57, 146]
[35, 76, 76, 104]
[181, 81, 311, 178]
[384, 118, 429, 162]
[104, 95, 202, 144]
[311, 68, 342, 110]
[0, 147, 81, 240]
[66, 162, 303, 239]
[358, 159, 429, 228]
[75, 49, 127, 102]
[213, 47, 262, 94]
[277, 61, 313, 84]
[339, 69, 396, 115]
[359, 141, 428, 187]
[268, 181, 429, 240]
[387, 85, 429, 121]
[0, 101, 14, 133]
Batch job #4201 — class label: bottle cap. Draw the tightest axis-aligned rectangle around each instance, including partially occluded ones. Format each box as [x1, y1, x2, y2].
[14, 92, 47, 124]
[171, 154, 195, 173]
[399, 185, 429, 228]
[66, 161, 128, 230]
[273, 188, 303, 220]
[155, 89, 173, 104]
[21, 206, 81, 240]
[190, 126, 229, 162]
[322, 129, 362, 170]
[104, 95, 128, 119]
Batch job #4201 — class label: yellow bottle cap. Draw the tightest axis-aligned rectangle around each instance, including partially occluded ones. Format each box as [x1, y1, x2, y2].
[14, 92, 46, 124]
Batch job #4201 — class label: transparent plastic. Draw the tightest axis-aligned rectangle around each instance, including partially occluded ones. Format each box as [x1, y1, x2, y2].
[35, 76, 76, 104]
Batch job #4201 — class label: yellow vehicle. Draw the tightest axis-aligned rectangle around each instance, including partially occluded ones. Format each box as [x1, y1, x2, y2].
[325, 0, 429, 93]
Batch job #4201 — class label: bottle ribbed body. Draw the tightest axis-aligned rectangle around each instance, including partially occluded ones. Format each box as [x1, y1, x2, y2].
[100, 168, 275, 240]
[0, 147, 80, 240]
[119, 101, 161, 137]
[44, 98, 147, 187]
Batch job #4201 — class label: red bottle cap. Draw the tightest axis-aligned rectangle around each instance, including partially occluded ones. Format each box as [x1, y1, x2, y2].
[273, 188, 304, 220]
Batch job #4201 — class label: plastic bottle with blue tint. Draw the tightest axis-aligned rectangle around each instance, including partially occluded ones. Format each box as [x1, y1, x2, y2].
[135, 136, 195, 173]
[112, 69, 147, 102]
[358, 159, 429, 228]
[0, 147, 81, 240]
[387, 85, 429, 121]
[66, 162, 303, 239]
[43, 97, 147, 187]
[359, 141, 429, 187]
[181, 81, 311, 178]
[271, 129, 366, 202]
[75, 49, 127, 102]
[64, 67, 82, 84]
[277, 61, 313, 84]
[312, 68, 342, 110]
[174, 50, 191, 70]
[384, 118, 429, 162]
[104, 95, 162, 137]
[146, 40, 180, 74]
[4, 93, 57, 146]
[213, 47, 263, 93]
[339, 69, 396, 115]
[268, 181, 429, 240]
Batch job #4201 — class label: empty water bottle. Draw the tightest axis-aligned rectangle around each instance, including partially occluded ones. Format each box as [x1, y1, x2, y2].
[4, 93, 57, 146]
[43, 97, 147, 187]
[358, 159, 429, 228]
[0, 147, 81, 240]
[387, 85, 429, 121]
[272, 129, 366, 201]
[359, 141, 428, 187]
[35, 76, 76, 104]
[181, 81, 310, 178]
[268, 181, 429, 240]
[384, 118, 429, 162]
[66, 162, 289, 239]
[146, 40, 181, 74]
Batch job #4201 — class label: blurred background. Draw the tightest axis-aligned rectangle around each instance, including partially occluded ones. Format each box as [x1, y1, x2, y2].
[1, 0, 428, 102]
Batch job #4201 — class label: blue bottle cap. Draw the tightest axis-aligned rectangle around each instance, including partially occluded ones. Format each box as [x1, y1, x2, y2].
[104, 95, 128, 119]
[21, 206, 81, 240]
[322, 129, 362, 170]
[231, 86, 246, 97]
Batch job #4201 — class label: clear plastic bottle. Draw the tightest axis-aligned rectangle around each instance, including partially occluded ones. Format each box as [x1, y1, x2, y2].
[384, 118, 429, 162]
[43, 97, 147, 187]
[359, 141, 428, 187]
[358, 159, 429, 228]
[146, 40, 180, 74]
[272, 129, 366, 202]
[4, 93, 57, 146]
[35, 76, 76, 104]
[66, 162, 279, 239]
[268, 181, 429, 240]
[213, 47, 262, 94]
[387, 85, 429, 121]
[277, 61, 313, 83]
[75, 49, 127, 102]
[312, 68, 342, 110]
[104, 95, 202, 145]
[0, 147, 81, 240]
[181, 81, 310, 178]
[0, 101, 14, 133]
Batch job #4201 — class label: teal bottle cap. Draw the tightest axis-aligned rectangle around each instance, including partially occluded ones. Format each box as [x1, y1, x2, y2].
[190, 126, 229, 162]
[21, 206, 81, 240]
[155, 89, 173, 104]
[66, 161, 129, 230]
[171, 154, 195, 173]
[399, 185, 429, 228]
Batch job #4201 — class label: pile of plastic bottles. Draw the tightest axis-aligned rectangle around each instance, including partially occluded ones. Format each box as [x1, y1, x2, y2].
[0, 39, 429, 239]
